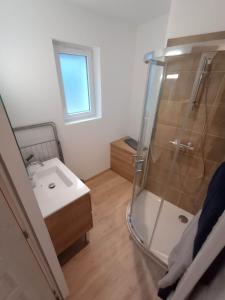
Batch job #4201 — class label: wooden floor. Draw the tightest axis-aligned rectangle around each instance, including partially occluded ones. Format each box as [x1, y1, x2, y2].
[63, 170, 164, 300]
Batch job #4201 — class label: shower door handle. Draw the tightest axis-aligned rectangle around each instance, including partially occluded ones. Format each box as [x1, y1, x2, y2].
[136, 159, 145, 163]
[135, 158, 145, 173]
[133, 154, 144, 158]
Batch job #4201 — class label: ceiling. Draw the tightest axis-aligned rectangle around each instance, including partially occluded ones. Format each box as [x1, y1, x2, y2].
[67, 0, 171, 25]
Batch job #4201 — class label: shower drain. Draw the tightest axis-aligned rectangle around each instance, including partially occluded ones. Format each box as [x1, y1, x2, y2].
[48, 182, 56, 189]
[178, 215, 189, 224]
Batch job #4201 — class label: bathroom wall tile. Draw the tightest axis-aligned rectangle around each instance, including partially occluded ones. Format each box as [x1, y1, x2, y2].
[159, 71, 225, 133]
[157, 100, 214, 134]
[200, 71, 225, 106]
[152, 124, 210, 167]
[182, 129, 224, 161]
[211, 52, 225, 72]
[164, 187, 182, 207]
[183, 176, 210, 196]
[178, 130, 225, 164]
[175, 129, 202, 156]
[149, 145, 175, 171]
[146, 171, 209, 213]
[161, 70, 225, 108]
[146, 176, 181, 207]
[179, 194, 203, 214]
[157, 100, 184, 127]
[204, 134, 225, 163]
[165, 53, 201, 73]
[145, 178, 163, 198]
[203, 159, 219, 179]
[184, 104, 210, 133]
[218, 81, 225, 106]
[208, 104, 225, 138]
[152, 131, 223, 208]
[146, 144, 218, 213]
[175, 153, 218, 179]
[153, 123, 179, 151]
[197, 181, 209, 204]
[179, 179, 209, 214]
[188, 103, 225, 137]
[161, 71, 196, 101]
[152, 158, 209, 196]
[147, 163, 180, 189]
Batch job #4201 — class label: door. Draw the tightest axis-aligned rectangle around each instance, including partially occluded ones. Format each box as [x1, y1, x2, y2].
[0, 187, 56, 300]
[0, 99, 68, 298]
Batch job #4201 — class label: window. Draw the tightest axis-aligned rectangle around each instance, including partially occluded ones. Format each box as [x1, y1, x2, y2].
[53, 41, 101, 123]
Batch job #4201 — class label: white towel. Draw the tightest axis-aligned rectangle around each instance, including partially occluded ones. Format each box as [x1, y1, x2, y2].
[171, 210, 225, 300]
[158, 211, 201, 290]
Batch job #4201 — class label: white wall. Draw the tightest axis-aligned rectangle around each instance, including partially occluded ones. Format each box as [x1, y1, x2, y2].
[167, 0, 225, 38]
[0, 0, 136, 179]
[127, 14, 169, 140]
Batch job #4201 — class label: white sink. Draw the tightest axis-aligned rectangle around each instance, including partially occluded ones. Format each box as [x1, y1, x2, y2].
[35, 166, 73, 188]
[28, 158, 90, 218]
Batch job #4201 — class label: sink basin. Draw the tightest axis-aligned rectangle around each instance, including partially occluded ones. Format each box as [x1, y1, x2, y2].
[29, 158, 90, 218]
[35, 166, 73, 188]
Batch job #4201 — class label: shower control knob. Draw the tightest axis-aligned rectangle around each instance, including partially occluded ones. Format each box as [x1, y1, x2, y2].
[169, 139, 194, 151]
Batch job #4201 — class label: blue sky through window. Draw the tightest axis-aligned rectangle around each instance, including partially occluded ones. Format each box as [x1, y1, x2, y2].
[59, 53, 90, 114]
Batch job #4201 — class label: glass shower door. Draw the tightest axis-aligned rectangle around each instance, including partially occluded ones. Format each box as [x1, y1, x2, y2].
[133, 57, 165, 197]
[130, 56, 165, 246]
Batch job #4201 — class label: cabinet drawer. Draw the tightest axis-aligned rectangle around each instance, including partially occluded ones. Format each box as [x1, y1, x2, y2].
[45, 193, 93, 255]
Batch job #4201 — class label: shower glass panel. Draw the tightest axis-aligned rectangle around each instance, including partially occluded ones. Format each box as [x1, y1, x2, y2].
[129, 56, 165, 249]
[128, 41, 225, 266]
[132, 58, 165, 201]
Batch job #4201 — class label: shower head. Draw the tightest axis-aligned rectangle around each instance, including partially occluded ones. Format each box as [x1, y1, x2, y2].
[191, 52, 216, 108]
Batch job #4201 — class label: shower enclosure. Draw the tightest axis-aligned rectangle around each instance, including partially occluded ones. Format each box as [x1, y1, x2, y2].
[127, 40, 225, 266]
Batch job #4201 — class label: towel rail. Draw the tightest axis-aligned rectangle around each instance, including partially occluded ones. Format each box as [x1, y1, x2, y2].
[13, 122, 64, 164]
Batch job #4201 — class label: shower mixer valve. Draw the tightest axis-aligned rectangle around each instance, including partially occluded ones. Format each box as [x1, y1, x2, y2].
[169, 139, 194, 152]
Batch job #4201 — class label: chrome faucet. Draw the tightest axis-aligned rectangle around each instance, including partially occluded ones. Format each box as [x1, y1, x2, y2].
[25, 154, 44, 167]
[26, 160, 44, 177]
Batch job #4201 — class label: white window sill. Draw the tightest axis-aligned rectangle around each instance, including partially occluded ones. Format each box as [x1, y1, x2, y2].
[65, 115, 102, 126]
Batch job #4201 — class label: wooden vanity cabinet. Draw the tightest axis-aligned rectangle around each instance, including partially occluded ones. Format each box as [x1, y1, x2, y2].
[45, 193, 93, 255]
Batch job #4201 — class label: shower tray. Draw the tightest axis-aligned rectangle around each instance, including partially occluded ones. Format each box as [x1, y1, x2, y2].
[127, 190, 193, 266]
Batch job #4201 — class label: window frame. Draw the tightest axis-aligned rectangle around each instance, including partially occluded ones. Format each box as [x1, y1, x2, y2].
[54, 41, 97, 123]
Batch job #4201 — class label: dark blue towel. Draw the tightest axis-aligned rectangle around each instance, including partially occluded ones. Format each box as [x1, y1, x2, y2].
[193, 162, 225, 284]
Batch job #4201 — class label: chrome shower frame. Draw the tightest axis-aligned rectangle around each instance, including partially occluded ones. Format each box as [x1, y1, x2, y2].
[127, 39, 225, 265]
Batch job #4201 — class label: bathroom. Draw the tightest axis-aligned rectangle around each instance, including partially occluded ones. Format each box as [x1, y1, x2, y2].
[1, 0, 225, 299]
